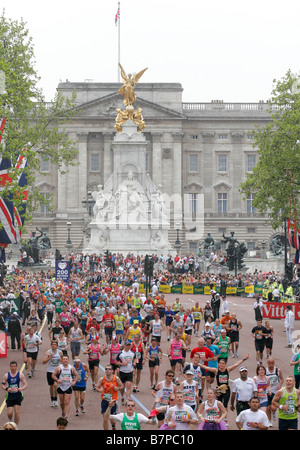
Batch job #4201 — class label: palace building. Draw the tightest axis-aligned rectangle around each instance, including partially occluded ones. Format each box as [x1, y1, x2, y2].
[31, 81, 277, 254]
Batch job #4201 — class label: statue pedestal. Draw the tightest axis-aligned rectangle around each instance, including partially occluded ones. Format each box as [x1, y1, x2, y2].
[84, 121, 173, 256]
[85, 224, 172, 256]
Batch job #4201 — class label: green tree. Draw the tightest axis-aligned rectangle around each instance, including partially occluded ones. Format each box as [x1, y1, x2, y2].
[0, 10, 78, 236]
[240, 70, 300, 229]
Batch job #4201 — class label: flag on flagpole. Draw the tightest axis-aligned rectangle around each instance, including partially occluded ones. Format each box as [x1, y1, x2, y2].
[0, 118, 6, 141]
[0, 118, 28, 246]
[115, 3, 120, 26]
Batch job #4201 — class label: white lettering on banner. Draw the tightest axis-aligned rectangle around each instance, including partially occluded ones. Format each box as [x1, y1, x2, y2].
[0, 333, 7, 357]
[9, 300, 18, 312]
[262, 302, 300, 320]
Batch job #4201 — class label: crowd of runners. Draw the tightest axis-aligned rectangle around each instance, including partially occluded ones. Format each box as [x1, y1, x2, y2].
[0, 251, 300, 431]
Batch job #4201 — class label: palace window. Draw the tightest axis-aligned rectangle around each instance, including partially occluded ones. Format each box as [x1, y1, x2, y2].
[218, 154, 227, 172]
[247, 154, 256, 172]
[218, 193, 227, 213]
[189, 154, 198, 172]
[246, 194, 256, 214]
[90, 153, 100, 172]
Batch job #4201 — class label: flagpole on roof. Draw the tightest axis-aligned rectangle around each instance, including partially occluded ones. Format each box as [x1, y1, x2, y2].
[116, 2, 121, 83]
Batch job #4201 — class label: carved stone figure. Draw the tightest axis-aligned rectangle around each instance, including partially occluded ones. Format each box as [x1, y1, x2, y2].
[269, 234, 284, 256]
[151, 184, 168, 222]
[150, 230, 169, 249]
[37, 229, 51, 250]
[92, 185, 112, 223]
[203, 233, 214, 249]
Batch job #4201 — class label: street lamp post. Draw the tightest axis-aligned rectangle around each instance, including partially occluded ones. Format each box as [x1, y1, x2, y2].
[66, 221, 72, 250]
[284, 217, 288, 277]
[174, 221, 181, 255]
[261, 240, 266, 259]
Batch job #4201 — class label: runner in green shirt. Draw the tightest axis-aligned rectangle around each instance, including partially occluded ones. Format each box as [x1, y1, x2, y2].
[272, 376, 300, 430]
[215, 329, 230, 362]
[54, 297, 64, 316]
[105, 399, 156, 430]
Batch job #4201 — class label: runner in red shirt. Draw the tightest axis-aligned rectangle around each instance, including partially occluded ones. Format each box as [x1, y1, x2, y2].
[191, 337, 216, 393]
[101, 308, 115, 345]
[86, 318, 101, 334]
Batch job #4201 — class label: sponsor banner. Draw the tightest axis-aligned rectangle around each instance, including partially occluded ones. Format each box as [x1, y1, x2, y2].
[226, 287, 237, 295]
[171, 286, 183, 294]
[182, 285, 194, 295]
[245, 285, 254, 294]
[159, 285, 171, 294]
[142, 284, 295, 303]
[0, 297, 20, 315]
[0, 332, 7, 358]
[204, 286, 212, 295]
[55, 260, 70, 282]
[193, 286, 204, 295]
[262, 302, 300, 320]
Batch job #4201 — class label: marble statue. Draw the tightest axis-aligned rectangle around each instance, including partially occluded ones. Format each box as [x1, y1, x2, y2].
[112, 171, 148, 223]
[151, 184, 168, 222]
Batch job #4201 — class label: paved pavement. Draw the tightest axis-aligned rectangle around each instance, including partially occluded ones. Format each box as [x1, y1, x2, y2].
[0, 293, 298, 431]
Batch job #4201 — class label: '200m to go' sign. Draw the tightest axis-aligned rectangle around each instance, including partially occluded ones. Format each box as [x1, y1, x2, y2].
[55, 261, 70, 281]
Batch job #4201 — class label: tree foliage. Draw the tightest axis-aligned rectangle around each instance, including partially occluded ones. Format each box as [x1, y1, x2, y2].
[240, 70, 300, 229]
[0, 10, 78, 226]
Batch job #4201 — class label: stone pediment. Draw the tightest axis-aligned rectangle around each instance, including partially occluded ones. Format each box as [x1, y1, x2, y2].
[184, 182, 204, 191]
[75, 93, 186, 120]
[35, 181, 55, 191]
[213, 182, 232, 191]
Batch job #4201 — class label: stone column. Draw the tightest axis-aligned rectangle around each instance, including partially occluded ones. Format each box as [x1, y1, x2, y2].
[172, 132, 183, 195]
[103, 132, 113, 185]
[172, 132, 184, 226]
[56, 162, 67, 216]
[77, 132, 88, 209]
[152, 132, 163, 186]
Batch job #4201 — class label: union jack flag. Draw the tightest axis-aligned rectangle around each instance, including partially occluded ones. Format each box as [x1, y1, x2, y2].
[287, 216, 300, 264]
[115, 3, 120, 26]
[0, 117, 27, 246]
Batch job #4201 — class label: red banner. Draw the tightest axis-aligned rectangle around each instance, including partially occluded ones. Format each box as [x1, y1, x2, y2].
[0, 332, 7, 358]
[262, 302, 300, 320]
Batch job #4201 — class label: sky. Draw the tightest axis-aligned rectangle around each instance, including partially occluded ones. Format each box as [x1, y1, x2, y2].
[2, 0, 300, 103]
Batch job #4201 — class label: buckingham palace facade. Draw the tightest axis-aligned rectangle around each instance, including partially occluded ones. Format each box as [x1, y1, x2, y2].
[30, 81, 278, 254]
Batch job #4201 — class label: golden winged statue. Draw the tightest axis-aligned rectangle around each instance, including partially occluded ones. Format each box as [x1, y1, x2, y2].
[118, 63, 148, 107]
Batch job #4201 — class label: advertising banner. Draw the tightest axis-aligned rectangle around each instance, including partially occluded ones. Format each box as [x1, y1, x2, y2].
[0, 332, 7, 358]
[262, 302, 300, 320]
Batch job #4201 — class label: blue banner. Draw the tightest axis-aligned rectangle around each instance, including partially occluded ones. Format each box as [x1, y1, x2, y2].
[55, 260, 70, 281]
